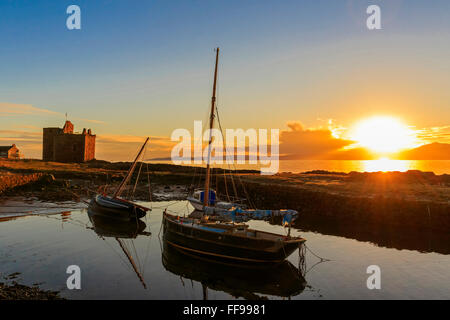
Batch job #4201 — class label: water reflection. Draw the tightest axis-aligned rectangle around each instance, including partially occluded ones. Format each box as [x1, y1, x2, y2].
[362, 158, 412, 172]
[1, 201, 448, 299]
[161, 239, 307, 300]
[88, 208, 151, 288]
[88, 209, 150, 238]
[298, 218, 450, 255]
[60, 211, 71, 222]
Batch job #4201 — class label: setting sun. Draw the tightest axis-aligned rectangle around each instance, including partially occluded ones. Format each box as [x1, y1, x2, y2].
[351, 116, 417, 154]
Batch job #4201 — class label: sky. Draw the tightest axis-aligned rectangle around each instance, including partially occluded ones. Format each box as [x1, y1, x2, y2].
[1, 0, 450, 161]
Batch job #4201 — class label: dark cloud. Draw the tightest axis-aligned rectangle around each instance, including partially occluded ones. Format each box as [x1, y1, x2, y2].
[280, 122, 354, 159]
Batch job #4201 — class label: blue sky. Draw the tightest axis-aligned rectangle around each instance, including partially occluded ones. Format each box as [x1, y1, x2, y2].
[1, 0, 450, 159]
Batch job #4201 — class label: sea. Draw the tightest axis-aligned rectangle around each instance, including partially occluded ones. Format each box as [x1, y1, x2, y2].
[1, 201, 449, 299]
[148, 160, 450, 175]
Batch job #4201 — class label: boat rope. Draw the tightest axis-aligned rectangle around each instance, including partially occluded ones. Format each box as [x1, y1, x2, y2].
[187, 106, 212, 194]
[116, 238, 147, 289]
[131, 160, 144, 201]
[141, 231, 153, 277]
[100, 235, 136, 272]
[158, 210, 165, 237]
[140, 144, 153, 205]
[57, 186, 90, 205]
[304, 244, 331, 263]
[214, 106, 232, 203]
[298, 243, 307, 277]
[146, 164, 152, 205]
[216, 105, 256, 209]
[215, 105, 239, 201]
[222, 169, 231, 202]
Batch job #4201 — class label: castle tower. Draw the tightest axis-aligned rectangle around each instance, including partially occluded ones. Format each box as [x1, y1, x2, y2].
[42, 121, 96, 163]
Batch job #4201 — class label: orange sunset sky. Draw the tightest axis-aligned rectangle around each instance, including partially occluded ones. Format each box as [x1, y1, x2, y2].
[1, 1, 449, 162]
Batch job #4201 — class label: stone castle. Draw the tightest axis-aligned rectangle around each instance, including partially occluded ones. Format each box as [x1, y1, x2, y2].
[42, 121, 96, 163]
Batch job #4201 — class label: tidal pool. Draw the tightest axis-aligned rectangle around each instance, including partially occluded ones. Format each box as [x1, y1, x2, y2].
[0, 201, 449, 299]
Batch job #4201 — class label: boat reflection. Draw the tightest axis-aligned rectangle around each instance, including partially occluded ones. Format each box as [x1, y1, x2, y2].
[88, 208, 151, 288]
[161, 239, 307, 300]
[88, 208, 150, 238]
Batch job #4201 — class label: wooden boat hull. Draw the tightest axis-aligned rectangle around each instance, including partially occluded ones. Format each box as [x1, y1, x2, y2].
[89, 195, 148, 221]
[163, 212, 305, 265]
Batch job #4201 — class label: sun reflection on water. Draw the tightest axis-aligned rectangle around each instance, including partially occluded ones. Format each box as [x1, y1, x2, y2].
[362, 158, 412, 172]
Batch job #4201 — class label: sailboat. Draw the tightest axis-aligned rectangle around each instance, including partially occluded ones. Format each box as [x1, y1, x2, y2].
[88, 137, 151, 221]
[185, 48, 300, 225]
[163, 48, 306, 264]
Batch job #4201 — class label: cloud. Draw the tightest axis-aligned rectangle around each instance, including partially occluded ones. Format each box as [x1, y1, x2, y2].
[280, 122, 450, 160]
[0, 102, 58, 116]
[0, 130, 176, 161]
[279, 121, 354, 159]
[415, 125, 450, 144]
[96, 134, 175, 161]
[11, 124, 41, 130]
[73, 118, 106, 125]
[0, 102, 106, 125]
[0, 129, 43, 158]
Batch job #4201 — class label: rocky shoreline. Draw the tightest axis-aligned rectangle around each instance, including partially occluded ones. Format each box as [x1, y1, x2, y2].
[0, 282, 64, 300]
[1, 159, 449, 233]
[0, 273, 63, 300]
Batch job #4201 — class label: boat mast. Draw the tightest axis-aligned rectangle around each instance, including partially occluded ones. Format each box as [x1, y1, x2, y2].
[116, 238, 147, 289]
[204, 48, 219, 207]
[113, 137, 150, 198]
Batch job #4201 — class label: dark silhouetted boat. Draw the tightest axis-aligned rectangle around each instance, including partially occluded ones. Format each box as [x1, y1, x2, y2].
[89, 194, 149, 221]
[88, 208, 150, 238]
[162, 239, 307, 299]
[88, 137, 151, 221]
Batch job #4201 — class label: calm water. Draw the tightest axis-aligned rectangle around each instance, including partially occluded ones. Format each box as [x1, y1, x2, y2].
[148, 160, 450, 175]
[0, 201, 449, 300]
[278, 159, 450, 175]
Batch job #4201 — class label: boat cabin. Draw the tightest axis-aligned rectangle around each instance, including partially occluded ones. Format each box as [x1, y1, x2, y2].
[192, 190, 217, 206]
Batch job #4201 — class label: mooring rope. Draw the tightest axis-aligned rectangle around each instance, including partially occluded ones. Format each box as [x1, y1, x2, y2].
[304, 244, 331, 263]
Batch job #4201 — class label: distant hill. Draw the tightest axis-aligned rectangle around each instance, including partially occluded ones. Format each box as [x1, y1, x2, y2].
[396, 143, 450, 160]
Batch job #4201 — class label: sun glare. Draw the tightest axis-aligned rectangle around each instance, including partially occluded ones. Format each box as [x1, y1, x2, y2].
[351, 116, 416, 154]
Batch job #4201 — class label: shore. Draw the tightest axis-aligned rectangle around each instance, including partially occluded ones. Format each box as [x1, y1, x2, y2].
[1, 159, 449, 233]
[0, 273, 63, 300]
